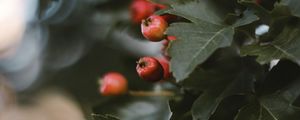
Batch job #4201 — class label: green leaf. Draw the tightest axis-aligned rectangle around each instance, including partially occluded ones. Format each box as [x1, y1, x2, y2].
[259, 90, 300, 120]
[167, 0, 225, 25]
[280, 0, 300, 18]
[233, 10, 259, 27]
[191, 64, 256, 120]
[234, 100, 276, 120]
[235, 80, 300, 120]
[235, 60, 300, 120]
[257, 62, 300, 120]
[210, 95, 248, 120]
[241, 25, 300, 64]
[238, 0, 271, 17]
[166, 1, 258, 81]
[168, 93, 199, 120]
[180, 48, 244, 91]
[241, 44, 282, 64]
[235, 102, 260, 120]
[185, 50, 262, 120]
[257, 60, 300, 96]
[167, 22, 234, 81]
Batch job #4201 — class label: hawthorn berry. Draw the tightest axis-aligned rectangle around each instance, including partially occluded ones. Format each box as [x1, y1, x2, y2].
[167, 36, 176, 41]
[161, 36, 176, 59]
[153, 4, 178, 23]
[157, 58, 171, 79]
[161, 40, 169, 50]
[162, 36, 176, 48]
[161, 40, 170, 59]
[130, 0, 156, 24]
[136, 57, 164, 82]
[99, 72, 128, 96]
[141, 15, 168, 42]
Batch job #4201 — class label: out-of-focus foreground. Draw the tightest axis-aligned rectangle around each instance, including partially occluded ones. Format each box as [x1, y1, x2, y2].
[0, 0, 171, 120]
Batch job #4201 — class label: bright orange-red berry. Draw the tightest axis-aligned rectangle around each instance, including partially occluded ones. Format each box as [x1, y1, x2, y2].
[130, 0, 156, 24]
[157, 58, 171, 79]
[141, 15, 168, 42]
[136, 57, 164, 82]
[99, 72, 128, 96]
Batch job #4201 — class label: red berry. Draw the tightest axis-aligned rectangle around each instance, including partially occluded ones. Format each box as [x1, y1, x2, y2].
[162, 51, 171, 60]
[99, 72, 128, 96]
[162, 36, 176, 48]
[153, 4, 178, 23]
[141, 15, 168, 42]
[136, 57, 164, 82]
[157, 58, 171, 79]
[161, 40, 169, 57]
[130, 0, 156, 24]
[161, 36, 176, 59]
[162, 39, 169, 46]
[161, 39, 169, 51]
[167, 36, 176, 41]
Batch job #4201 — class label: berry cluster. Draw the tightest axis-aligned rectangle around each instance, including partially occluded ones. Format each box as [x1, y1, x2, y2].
[131, 0, 176, 82]
[98, 0, 177, 96]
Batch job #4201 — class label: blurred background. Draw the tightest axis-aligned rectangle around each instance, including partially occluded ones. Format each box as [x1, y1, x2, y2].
[0, 0, 171, 119]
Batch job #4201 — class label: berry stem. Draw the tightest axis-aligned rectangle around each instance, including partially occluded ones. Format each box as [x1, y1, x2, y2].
[128, 90, 175, 97]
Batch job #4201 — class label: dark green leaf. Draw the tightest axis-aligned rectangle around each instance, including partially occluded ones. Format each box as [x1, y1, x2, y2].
[169, 93, 199, 120]
[233, 10, 259, 27]
[235, 79, 300, 120]
[241, 25, 300, 64]
[167, 22, 234, 81]
[280, 0, 300, 18]
[191, 65, 255, 120]
[238, 0, 271, 17]
[166, 1, 258, 81]
[235, 60, 300, 120]
[257, 60, 300, 96]
[167, 0, 225, 25]
[186, 51, 262, 120]
[234, 100, 276, 120]
[241, 44, 282, 64]
[210, 95, 248, 120]
[259, 88, 300, 120]
[258, 61, 300, 120]
[180, 48, 242, 91]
